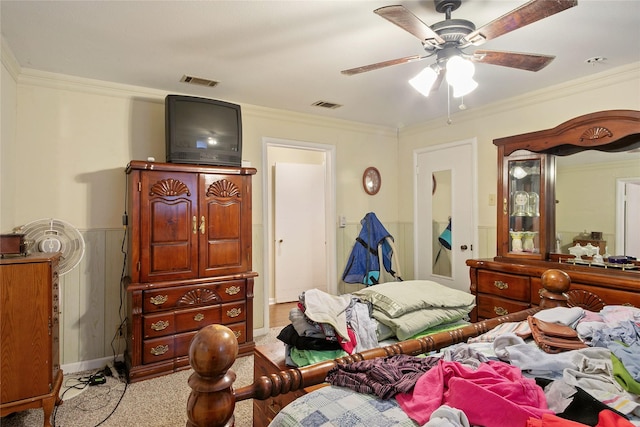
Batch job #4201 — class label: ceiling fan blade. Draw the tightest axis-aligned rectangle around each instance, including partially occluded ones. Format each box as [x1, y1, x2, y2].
[471, 50, 555, 71]
[341, 54, 429, 76]
[374, 5, 445, 45]
[463, 0, 577, 46]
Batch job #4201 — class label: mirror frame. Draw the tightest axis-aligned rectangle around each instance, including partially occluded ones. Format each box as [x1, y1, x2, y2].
[494, 109, 640, 260]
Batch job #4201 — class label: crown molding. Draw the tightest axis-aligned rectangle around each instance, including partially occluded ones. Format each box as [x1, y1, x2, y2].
[1, 37, 21, 80]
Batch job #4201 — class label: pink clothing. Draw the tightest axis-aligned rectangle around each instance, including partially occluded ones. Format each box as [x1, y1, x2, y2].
[396, 359, 552, 427]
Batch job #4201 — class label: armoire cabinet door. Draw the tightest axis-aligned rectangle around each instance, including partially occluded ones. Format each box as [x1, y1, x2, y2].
[139, 170, 199, 282]
[199, 173, 252, 277]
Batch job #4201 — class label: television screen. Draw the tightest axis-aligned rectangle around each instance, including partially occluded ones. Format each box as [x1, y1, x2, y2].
[165, 95, 242, 167]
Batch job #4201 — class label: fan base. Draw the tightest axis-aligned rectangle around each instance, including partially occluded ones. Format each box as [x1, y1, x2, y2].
[434, 0, 461, 14]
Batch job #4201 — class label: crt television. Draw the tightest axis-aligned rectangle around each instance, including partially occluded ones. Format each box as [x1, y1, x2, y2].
[165, 95, 242, 167]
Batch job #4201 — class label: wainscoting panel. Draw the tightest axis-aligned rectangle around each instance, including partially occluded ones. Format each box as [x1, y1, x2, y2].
[59, 228, 125, 366]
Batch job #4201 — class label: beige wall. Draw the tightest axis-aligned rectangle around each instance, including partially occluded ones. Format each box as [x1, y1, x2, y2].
[1, 44, 399, 369]
[2, 38, 639, 370]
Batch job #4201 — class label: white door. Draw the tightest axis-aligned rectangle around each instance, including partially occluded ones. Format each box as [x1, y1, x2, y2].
[618, 179, 640, 257]
[415, 139, 476, 292]
[274, 162, 327, 302]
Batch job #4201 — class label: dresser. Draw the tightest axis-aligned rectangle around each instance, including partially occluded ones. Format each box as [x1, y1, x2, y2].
[468, 258, 640, 321]
[469, 110, 640, 321]
[0, 254, 63, 427]
[124, 161, 257, 382]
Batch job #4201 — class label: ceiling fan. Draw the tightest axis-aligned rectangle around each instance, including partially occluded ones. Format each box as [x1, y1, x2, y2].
[342, 0, 578, 95]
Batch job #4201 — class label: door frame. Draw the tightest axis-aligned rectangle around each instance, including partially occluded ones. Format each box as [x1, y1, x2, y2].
[615, 177, 640, 255]
[261, 137, 337, 334]
[413, 138, 478, 288]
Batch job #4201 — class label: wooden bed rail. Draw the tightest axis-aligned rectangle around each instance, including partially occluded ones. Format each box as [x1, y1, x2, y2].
[186, 269, 573, 427]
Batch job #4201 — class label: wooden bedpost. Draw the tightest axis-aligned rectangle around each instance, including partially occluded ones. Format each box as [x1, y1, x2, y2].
[538, 269, 571, 309]
[186, 324, 238, 427]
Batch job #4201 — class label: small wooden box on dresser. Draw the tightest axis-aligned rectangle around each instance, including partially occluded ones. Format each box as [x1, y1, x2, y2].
[124, 160, 257, 382]
[0, 253, 63, 427]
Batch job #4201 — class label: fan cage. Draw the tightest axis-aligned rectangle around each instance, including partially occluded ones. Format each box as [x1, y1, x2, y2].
[19, 218, 85, 275]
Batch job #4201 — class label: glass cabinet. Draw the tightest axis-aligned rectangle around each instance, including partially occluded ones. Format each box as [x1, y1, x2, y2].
[496, 150, 555, 260]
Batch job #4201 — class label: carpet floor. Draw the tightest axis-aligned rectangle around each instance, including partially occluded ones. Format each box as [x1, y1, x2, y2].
[1, 328, 282, 427]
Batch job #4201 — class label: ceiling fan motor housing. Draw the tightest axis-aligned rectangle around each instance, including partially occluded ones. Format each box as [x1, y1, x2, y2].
[434, 0, 462, 14]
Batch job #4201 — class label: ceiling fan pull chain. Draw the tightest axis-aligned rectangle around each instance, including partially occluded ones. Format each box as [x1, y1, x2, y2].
[447, 83, 452, 125]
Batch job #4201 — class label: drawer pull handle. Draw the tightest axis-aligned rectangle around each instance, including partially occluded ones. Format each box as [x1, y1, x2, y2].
[234, 330, 241, 339]
[193, 216, 197, 234]
[199, 216, 206, 235]
[150, 345, 169, 356]
[225, 285, 241, 296]
[194, 313, 205, 322]
[150, 320, 169, 331]
[227, 307, 242, 318]
[150, 295, 168, 306]
[494, 281, 508, 290]
[494, 306, 509, 316]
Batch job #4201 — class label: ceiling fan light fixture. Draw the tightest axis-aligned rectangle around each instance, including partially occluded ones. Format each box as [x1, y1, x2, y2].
[409, 66, 439, 97]
[446, 55, 477, 97]
[451, 78, 478, 98]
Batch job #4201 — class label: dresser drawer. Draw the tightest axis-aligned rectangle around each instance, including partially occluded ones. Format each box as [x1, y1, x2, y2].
[142, 336, 175, 364]
[221, 301, 246, 323]
[143, 279, 246, 312]
[175, 331, 199, 359]
[477, 270, 530, 301]
[477, 294, 530, 319]
[226, 322, 247, 344]
[175, 305, 221, 333]
[143, 312, 176, 338]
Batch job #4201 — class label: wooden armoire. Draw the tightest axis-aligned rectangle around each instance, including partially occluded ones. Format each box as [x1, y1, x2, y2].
[124, 160, 257, 382]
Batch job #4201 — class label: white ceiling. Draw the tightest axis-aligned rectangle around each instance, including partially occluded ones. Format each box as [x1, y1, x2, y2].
[2, 0, 639, 129]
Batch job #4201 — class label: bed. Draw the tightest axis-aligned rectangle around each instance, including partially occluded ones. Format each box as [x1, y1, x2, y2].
[185, 269, 639, 427]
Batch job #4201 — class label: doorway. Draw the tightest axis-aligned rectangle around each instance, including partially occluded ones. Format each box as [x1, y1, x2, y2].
[262, 138, 337, 330]
[616, 178, 640, 257]
[414, 139, 477, 292]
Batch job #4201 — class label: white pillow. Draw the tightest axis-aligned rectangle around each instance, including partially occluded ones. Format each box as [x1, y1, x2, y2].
[353, 280, 475, 319]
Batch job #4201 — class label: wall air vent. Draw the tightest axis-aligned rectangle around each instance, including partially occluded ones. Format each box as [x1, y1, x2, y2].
[180, 75, 219, 88]
[312, 101, 342, 109]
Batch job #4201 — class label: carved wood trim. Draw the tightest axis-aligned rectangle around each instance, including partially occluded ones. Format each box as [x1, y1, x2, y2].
[176, 288, 221, 306]
[206, 179, 240, 198]
[493, 109, 640, 156]
[149, 178, 191, 197]
[579, 126, 613, 142]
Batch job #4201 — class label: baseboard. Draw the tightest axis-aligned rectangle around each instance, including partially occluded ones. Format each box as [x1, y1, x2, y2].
[61, 354, 124, 375]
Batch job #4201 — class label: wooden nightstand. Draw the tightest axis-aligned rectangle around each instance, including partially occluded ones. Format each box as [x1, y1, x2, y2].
[253, 342, 307, 427]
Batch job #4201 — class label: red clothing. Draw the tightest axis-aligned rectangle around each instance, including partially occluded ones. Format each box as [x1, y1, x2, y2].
[396, 359, 552, 427]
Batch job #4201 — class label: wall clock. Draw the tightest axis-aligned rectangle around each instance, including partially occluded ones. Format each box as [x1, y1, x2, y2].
[363, 167, 381, 195]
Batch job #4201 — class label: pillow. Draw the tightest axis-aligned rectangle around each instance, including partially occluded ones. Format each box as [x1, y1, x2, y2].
[353, 280, 475, 318]
[372, 306, 473, 341]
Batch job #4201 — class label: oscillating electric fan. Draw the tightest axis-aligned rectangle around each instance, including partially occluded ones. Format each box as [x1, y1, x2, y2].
[16, 218, 85, 275]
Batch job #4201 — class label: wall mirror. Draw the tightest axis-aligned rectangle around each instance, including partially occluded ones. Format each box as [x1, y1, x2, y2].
[432, 170, 452, 277]
[555, 148, 640, 259]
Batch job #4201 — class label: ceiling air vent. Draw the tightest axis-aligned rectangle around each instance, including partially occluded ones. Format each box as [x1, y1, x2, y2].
[312, 100, 342, 109]
[180, 75, 219, 88]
